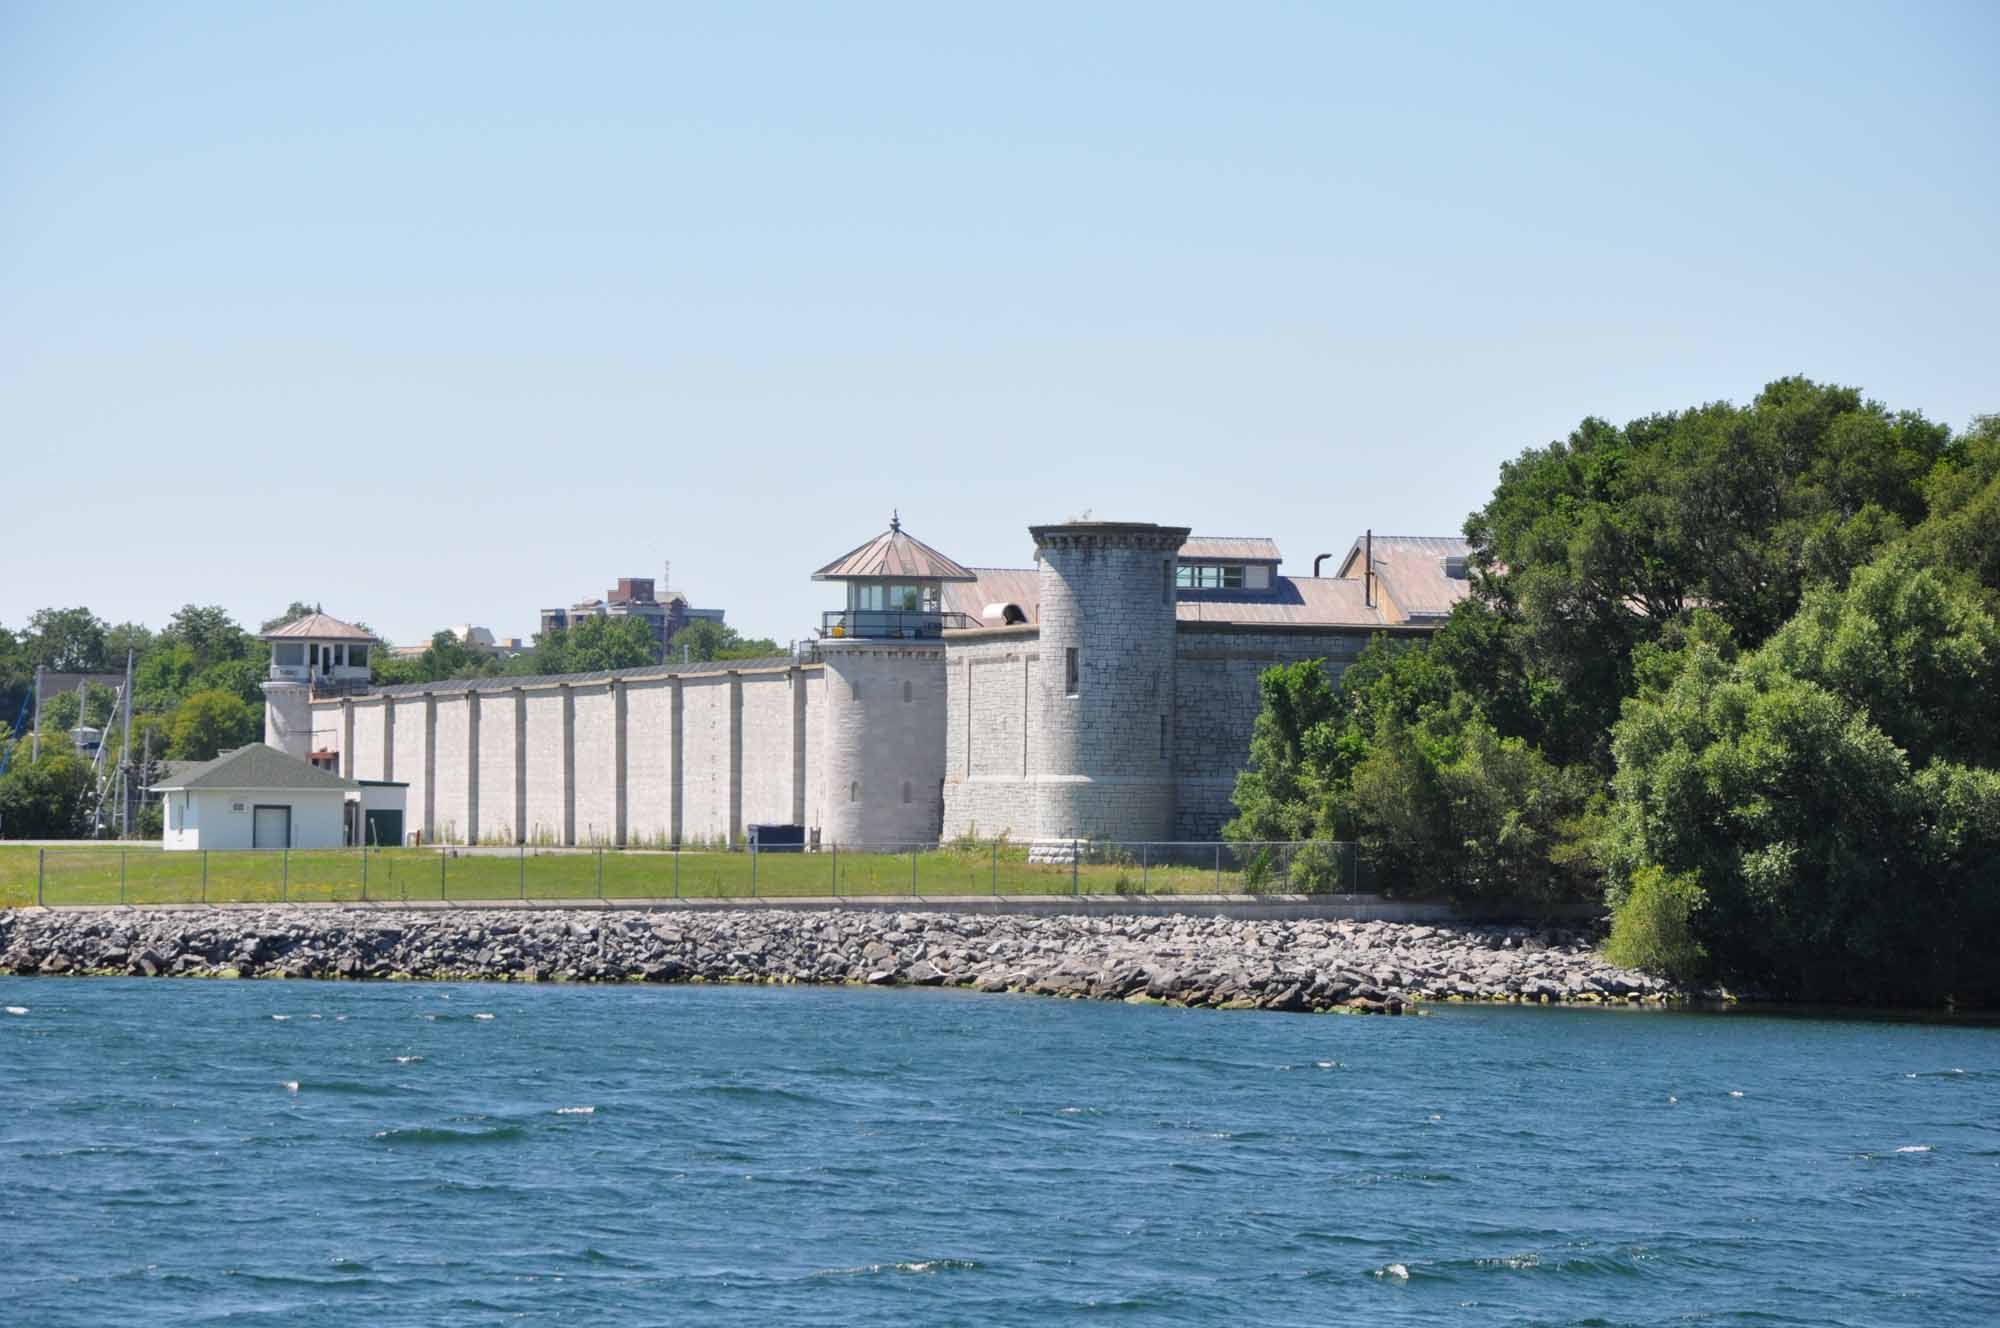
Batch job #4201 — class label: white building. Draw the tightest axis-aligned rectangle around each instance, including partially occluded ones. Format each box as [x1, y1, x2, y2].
[151, 745, 361, 851]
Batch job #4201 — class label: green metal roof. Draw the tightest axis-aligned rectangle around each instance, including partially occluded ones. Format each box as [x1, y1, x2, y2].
[149, 744, 358, 793]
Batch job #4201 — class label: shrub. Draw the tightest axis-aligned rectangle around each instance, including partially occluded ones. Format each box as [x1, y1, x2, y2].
[1287, 840, 1347, 893]
[1605, 865, 1708, 981]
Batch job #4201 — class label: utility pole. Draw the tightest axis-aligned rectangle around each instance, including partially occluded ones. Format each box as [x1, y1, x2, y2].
[119, 649, 134, 837]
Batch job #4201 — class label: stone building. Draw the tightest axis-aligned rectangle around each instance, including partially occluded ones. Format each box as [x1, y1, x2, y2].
[263, 520, 1469, 847]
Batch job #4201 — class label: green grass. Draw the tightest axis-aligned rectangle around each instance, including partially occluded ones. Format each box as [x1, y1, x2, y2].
[0, 841, 1337, 908]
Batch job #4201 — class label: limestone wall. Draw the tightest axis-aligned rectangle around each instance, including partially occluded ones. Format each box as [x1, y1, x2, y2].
[818, 642, 949, 847]
[571, 684, 617, 846]
[941, 631, 1039, 841]
[1171, 626, 1377, 840]
[432, 696, 471, 846]
[304, 662, 827, 849]
[476, 692, 520, 845]
[624, 678, 675, 846]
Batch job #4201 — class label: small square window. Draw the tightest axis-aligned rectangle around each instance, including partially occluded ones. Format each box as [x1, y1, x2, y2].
[1064, 648, 1079, 696]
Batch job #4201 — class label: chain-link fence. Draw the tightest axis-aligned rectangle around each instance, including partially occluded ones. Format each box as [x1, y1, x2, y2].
[4, 840, 1369, 908]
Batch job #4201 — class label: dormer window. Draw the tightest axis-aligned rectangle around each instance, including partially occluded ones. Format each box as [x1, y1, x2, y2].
[1177, 564, 1246, 590]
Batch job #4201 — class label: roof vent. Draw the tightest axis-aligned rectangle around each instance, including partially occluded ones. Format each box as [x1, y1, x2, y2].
[1441, 555, 1469, 580]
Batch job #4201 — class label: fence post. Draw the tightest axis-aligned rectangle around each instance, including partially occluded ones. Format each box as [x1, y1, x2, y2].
[281, 847, 288, 902]
[36, 847, 44, 907]
[1071, 840, 1079, 896]
[120, 849, 127, 907]
[991, 841, 998, 897]
[911, 845, 918, 898]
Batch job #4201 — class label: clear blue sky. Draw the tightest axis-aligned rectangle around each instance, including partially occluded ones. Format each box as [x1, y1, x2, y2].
[4, 1, 1995, 647]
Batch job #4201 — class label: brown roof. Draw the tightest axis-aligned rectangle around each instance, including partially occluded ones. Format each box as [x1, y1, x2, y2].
[945, 569, 1409, 630]
[1180, 536, 1281, 562]
[260, 612, 379, 643]
[943, 568, 1043, 623]
[1335, 535, 1473, 621]
[813, 515, 975, 582]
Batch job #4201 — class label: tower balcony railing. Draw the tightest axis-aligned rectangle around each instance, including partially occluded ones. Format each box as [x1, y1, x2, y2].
[819, 609, 977, 641]
[308, 676, 375, 699]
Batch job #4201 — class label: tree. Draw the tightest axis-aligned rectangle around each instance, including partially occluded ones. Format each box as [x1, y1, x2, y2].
[169, 690, 260, 761]
[1464, 378, 1953, 769]
[534, 616, 659, 673]
[673, 618, 782, 662]
[104, 621, 156, 662]
[25, 607, 109, 672]
[1909, 414, 2000, 595]
[162, 604, 252, 667]
[1605, 549, 2000, 1004]
[0, 749, 94, 839]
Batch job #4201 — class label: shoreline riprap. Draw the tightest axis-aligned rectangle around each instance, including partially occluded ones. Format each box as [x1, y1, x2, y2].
[0, 906, 1683, 1013]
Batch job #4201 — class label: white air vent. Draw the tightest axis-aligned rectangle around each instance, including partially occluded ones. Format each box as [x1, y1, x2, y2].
[231, 802, 247, 813]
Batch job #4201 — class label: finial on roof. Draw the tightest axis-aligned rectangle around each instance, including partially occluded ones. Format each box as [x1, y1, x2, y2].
[890, 509, 901, 533]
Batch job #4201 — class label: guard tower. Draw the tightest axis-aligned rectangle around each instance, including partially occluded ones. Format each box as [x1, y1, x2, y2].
[811, 515, 976, 846]
[260, 611, 377, 762]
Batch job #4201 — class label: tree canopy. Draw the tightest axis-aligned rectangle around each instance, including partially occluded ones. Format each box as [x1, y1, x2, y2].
[1228, 377, 1999, 1004]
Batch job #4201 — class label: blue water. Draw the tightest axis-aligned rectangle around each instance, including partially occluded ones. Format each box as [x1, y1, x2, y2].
[2, 980, 1995, 1326]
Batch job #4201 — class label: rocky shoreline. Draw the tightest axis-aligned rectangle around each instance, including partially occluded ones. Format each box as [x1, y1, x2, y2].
[0, 906, 1683, 1012]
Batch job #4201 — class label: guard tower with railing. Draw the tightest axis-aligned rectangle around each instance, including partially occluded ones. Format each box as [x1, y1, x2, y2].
[260, 611, 378, 761]
[810, 515, 973, 846]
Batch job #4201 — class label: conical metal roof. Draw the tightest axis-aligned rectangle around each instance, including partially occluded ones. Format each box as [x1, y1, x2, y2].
[260, 611, 379, 642]
[812, 514, 976, 582]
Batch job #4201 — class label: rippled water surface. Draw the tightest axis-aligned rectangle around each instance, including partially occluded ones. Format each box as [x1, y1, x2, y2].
[3, 979, 1996, 1326]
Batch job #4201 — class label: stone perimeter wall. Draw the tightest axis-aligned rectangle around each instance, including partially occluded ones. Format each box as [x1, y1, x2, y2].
[943, 623, 1392, 844]
[314, 664, 822, 848]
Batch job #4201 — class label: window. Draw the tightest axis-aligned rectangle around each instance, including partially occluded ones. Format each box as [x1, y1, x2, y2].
[853, 584, 886, 611]
[1175, 564, 1245, 590]
[274, 643, 304, 667]
[1064, 647, 1079, 696]
[308, 643, 320, 667]
[901, 780, 912, 804]
[348, 644, 368, 668]
[890, 584, 922, 612]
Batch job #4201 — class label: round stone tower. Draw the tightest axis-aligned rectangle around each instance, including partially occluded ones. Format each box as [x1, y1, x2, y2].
[1029, 520, 1189, 851]
[809, 514, 976, 848]
[818, 640, 949, 848]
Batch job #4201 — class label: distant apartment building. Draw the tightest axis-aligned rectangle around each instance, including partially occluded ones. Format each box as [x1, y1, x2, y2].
[540, 570, 724, 660]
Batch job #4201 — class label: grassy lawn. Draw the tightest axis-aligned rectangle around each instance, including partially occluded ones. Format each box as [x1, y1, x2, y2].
[0, 840, 1344, 907]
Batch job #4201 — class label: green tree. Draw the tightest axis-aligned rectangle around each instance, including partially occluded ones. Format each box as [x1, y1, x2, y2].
[103, 621, 156, 662]
[1606, 550, 2000, 1004]
[169, 690, 260, 761]
[25, 607, 109, 672]
[1464, 377, 1953, 768]
[161, 604, 252, 667]
[672, 618, 782, 662]
[0, 748, 95, 839]
[1909, 414, 2000, 595]
[534, 616, 659, 673]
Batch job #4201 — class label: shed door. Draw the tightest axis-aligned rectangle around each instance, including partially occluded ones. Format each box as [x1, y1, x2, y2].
[253, 805, 292, 850]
